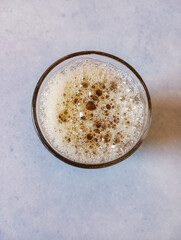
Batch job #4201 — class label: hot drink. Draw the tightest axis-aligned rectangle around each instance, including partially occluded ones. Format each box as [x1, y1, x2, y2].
[38, 57, 148, 164]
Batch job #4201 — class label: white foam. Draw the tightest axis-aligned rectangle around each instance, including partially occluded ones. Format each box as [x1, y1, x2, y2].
[38, 58, 148, 164]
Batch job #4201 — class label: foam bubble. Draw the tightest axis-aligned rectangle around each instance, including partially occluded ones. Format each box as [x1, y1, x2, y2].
[38, 58, 148, 164]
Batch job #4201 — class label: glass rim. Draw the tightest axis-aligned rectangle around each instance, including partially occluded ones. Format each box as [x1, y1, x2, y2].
[32, 50, 152, 169]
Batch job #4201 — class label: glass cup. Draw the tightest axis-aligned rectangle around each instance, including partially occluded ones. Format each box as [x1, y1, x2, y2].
[32, 51, 152, 168]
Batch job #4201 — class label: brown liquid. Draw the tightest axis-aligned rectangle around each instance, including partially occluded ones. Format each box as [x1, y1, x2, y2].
[57, 78, 128, 156]
[39, 58, 146, 163]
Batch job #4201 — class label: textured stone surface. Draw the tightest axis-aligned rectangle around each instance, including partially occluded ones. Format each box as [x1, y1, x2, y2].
[0, 0, 181, 239]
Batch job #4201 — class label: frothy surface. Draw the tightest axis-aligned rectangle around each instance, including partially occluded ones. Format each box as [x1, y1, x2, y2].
[38, 58, 147, 164]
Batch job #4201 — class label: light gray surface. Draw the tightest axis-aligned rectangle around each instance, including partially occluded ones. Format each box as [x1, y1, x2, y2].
[1, 1, 181, 239]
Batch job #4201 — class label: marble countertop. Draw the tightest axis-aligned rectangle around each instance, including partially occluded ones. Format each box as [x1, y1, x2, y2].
[1, 0, 181, 239]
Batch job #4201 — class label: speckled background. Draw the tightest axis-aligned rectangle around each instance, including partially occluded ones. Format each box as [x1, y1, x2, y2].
[1, 1, 181, 239]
